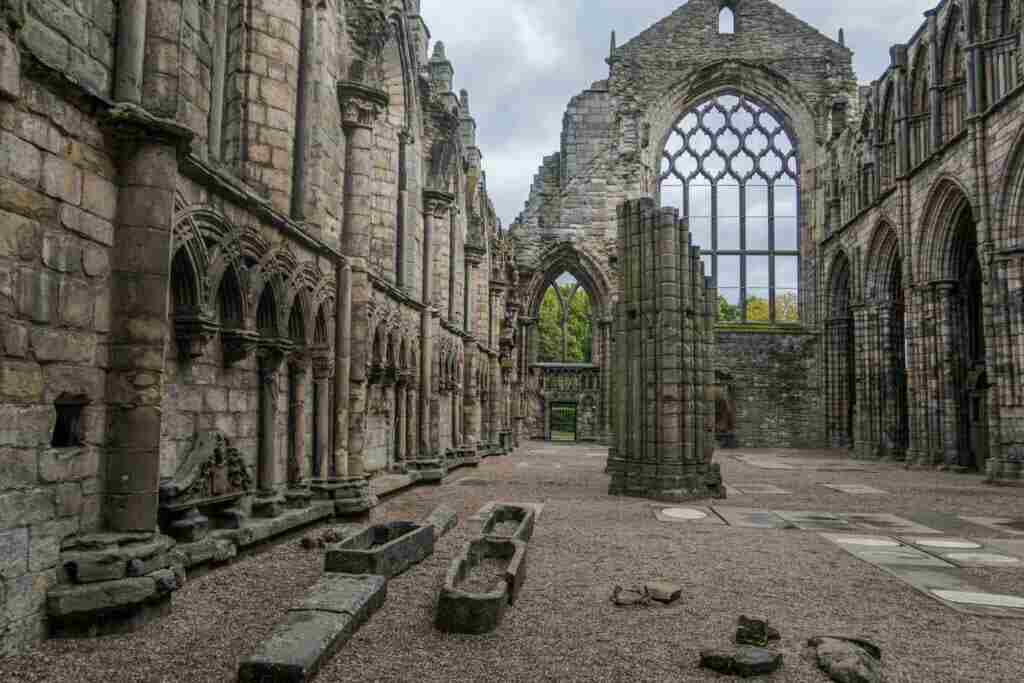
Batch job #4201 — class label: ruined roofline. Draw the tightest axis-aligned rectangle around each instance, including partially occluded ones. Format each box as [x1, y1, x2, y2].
[614, 0, 853, 58]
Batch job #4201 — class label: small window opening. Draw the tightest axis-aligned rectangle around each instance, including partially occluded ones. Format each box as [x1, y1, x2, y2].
[719, 6, 735, 34]
[52, 394, 88, 448]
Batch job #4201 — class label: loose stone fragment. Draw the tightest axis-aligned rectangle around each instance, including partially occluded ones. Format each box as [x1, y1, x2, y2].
[732, 646, 783, 677]
[699, 648, 735, 675]
[808, 636, 883, 683]
[735, 614, 775, 646]
[644, 581, 682, 603]
[610, 585, 650, 607]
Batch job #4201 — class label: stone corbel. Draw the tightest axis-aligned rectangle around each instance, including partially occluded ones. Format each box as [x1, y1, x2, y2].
[423, 189, 455, 219]
[397, 369, 414, 386]
[222, 328, 259, 367]
[174, 310, 219, 360]
[337, 80, 389, 131]
[102, 102, 194, 155]
[311, 344, 334, 380]
[258, 338, 295, 371]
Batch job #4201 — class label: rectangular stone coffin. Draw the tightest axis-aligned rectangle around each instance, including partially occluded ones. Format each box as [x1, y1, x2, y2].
[480, 504, 535, 542]
[324, 522, 434, 578]
[435, 538, 527, 634]
[238, 573, 387, 683]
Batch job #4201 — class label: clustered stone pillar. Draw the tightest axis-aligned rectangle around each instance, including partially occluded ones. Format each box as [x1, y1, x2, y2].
[311, 347, 333, 479]
[324, 80, 388, 512]
[288, 359, 309, 486]
[607, 199, 724, 502]
[410, 190, 454, 482]
[254, 347, 285, 517]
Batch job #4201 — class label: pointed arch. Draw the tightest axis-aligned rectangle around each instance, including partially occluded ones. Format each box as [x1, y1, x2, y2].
[525, 241, 613, 321]
[256, 283, 279, 337]
[828, 249, 853, 318]
[917, 175, 977, 282]
[864, 221, 903, 303]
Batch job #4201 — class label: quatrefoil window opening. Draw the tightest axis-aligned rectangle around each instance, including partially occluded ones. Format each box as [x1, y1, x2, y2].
[660, 92, 800, 323]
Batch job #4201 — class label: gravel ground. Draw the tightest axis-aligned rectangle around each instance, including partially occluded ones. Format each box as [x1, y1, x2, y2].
[3, 442, 1024, 682]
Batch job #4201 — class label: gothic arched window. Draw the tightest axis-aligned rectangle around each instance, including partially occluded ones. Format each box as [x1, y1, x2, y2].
[660, 92, 800, 323]
[538, 273, 593, 362]
[719, 6, 735, 34]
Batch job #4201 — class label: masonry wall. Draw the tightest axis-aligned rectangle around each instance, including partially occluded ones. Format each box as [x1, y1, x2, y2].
[0, 70, 116, 650]
[716, 329, 824, 449]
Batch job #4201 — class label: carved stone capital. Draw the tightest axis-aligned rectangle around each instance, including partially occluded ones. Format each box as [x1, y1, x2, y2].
[221, 328, 259, 367]
[311, 344, 334, 380]
[423, 189, 455, 219]
[257, 338, 293, 376]
[174, 310, 218, 360]
[337, 80, 389, 131]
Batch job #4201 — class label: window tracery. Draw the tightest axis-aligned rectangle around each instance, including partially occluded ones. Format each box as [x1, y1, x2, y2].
[659, 93, 800, 322]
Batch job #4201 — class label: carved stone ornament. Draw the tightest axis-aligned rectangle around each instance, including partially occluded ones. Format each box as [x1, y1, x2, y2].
[423, 189, 455, 219]
[222, 328, 259, 366]
[159, 431, 253, 510]
[337, 80, 389, 130]
[174, 310, 219, 360]
[311, 344, 335, 379]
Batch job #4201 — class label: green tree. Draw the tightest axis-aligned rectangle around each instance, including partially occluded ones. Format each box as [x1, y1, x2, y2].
[745, 294, 770, 322]
[718, 295, 740, 322]
[538, 283, 593, 362]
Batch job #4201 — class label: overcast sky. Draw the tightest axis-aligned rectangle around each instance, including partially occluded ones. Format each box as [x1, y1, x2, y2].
[420, 0, 939, 229]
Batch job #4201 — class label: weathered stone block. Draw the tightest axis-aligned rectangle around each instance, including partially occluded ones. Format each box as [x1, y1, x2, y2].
[0, 490, 55, 529]
[0, 358, 43, 400]
[480, 503, 535, 542]
[0, 527, 30, 579]
[0, 130, 42, 186]
[237, 574, 387, 683]
[423, 504, 458, 539]
[81, 173, 116, 221]
[324, 522, 433, 578]
[61, 205, 114, 246]
[41, 153, 82, 205]
[0, 31, 20, 100]
[31, 328, 96, 363]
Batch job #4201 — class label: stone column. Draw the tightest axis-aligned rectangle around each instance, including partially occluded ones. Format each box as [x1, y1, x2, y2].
[607, 199, 723, 502]
[406, 379, 418, 461]
[114, 0, 148, 103]
[598, 317, 613, 444]
[288, 360, 309, 485]
[102, 108, 193, 532]
[254, 347, 285, 517]
[926, 10, 942, 148]
[394, 379, 406, 467]
[329, 81, 387, 512]
[410, 191, 453, 482]
[311, 347, 333, 480]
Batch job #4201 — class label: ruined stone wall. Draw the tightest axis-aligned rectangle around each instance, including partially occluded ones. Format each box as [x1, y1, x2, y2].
[716, 329, 823, 448]
[0, 70, 116, 650]
[0, 0, 516, 652]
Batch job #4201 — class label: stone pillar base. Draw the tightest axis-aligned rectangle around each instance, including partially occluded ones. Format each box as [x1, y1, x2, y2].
[607, 458, 726, 502]
[252, 493, 286, 518]
[284, 488, 313, 510]
[310, 478, 378, 514]
[407, 458, 448, 483]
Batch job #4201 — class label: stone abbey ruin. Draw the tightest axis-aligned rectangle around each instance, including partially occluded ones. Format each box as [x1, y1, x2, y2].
[1, 0, 1024, 666]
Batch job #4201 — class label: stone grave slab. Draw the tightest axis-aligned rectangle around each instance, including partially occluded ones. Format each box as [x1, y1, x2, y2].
[728, 484, 791, 495]
[899, 537, 1024, 568]
[932, 590, 1024, 610]
[823, 484, 889, 495]
[711, 507, 794, 529]
[820, 534, 955, 567]
[981, 538, 1024, 558]
[774, 511, 852, 531]
[844, 513, 942, 535]
[958, 516, 1024, 536]
[653, 506, 725, 524]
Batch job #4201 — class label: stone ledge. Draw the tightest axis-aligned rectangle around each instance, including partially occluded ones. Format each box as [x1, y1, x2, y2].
[237, 574, 387, 683]
[213, 501, 335, 549]
[47, 568, 180, 638]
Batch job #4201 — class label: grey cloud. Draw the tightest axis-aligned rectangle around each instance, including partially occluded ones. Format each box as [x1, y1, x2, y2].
[421, 0, 939, 227]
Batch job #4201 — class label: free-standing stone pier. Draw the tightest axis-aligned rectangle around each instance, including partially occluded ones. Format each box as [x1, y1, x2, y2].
[607, 199, 724, 502]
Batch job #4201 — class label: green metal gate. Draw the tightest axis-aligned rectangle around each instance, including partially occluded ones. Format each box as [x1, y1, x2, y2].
[550, 403, 577, 442]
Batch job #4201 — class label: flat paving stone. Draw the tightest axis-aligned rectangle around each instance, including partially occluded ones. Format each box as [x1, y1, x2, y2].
[910, 538, 982, 550]
[944, 552, 1022, 566]
[727, 483, 791, 494]
[959, 516, 1024, 536]
[712, 506, 794, 529]
[823, 484, 889, 495]
[829, 536, 903, 548]
[775, 511, 852, 530]
[653, 506, 724, 524]
[844, 513, 942, 535]
[932, 590, 1024, 609]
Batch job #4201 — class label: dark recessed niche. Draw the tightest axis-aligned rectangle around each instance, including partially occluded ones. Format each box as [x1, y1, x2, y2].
[52, 394, 88, 448]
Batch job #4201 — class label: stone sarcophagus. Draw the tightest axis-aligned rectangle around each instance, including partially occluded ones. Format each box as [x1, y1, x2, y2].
[607, 199, 724, 501]
[159, 431, 253, 541]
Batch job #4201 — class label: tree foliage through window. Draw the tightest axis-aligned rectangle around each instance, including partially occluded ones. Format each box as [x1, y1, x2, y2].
[538, 274, 593, 362]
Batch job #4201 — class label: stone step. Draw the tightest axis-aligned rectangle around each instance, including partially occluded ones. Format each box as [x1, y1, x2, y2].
[237, 573, 387, 683]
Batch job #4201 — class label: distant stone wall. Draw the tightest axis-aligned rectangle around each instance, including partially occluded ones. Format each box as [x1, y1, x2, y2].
[715, 329, 824, 449]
